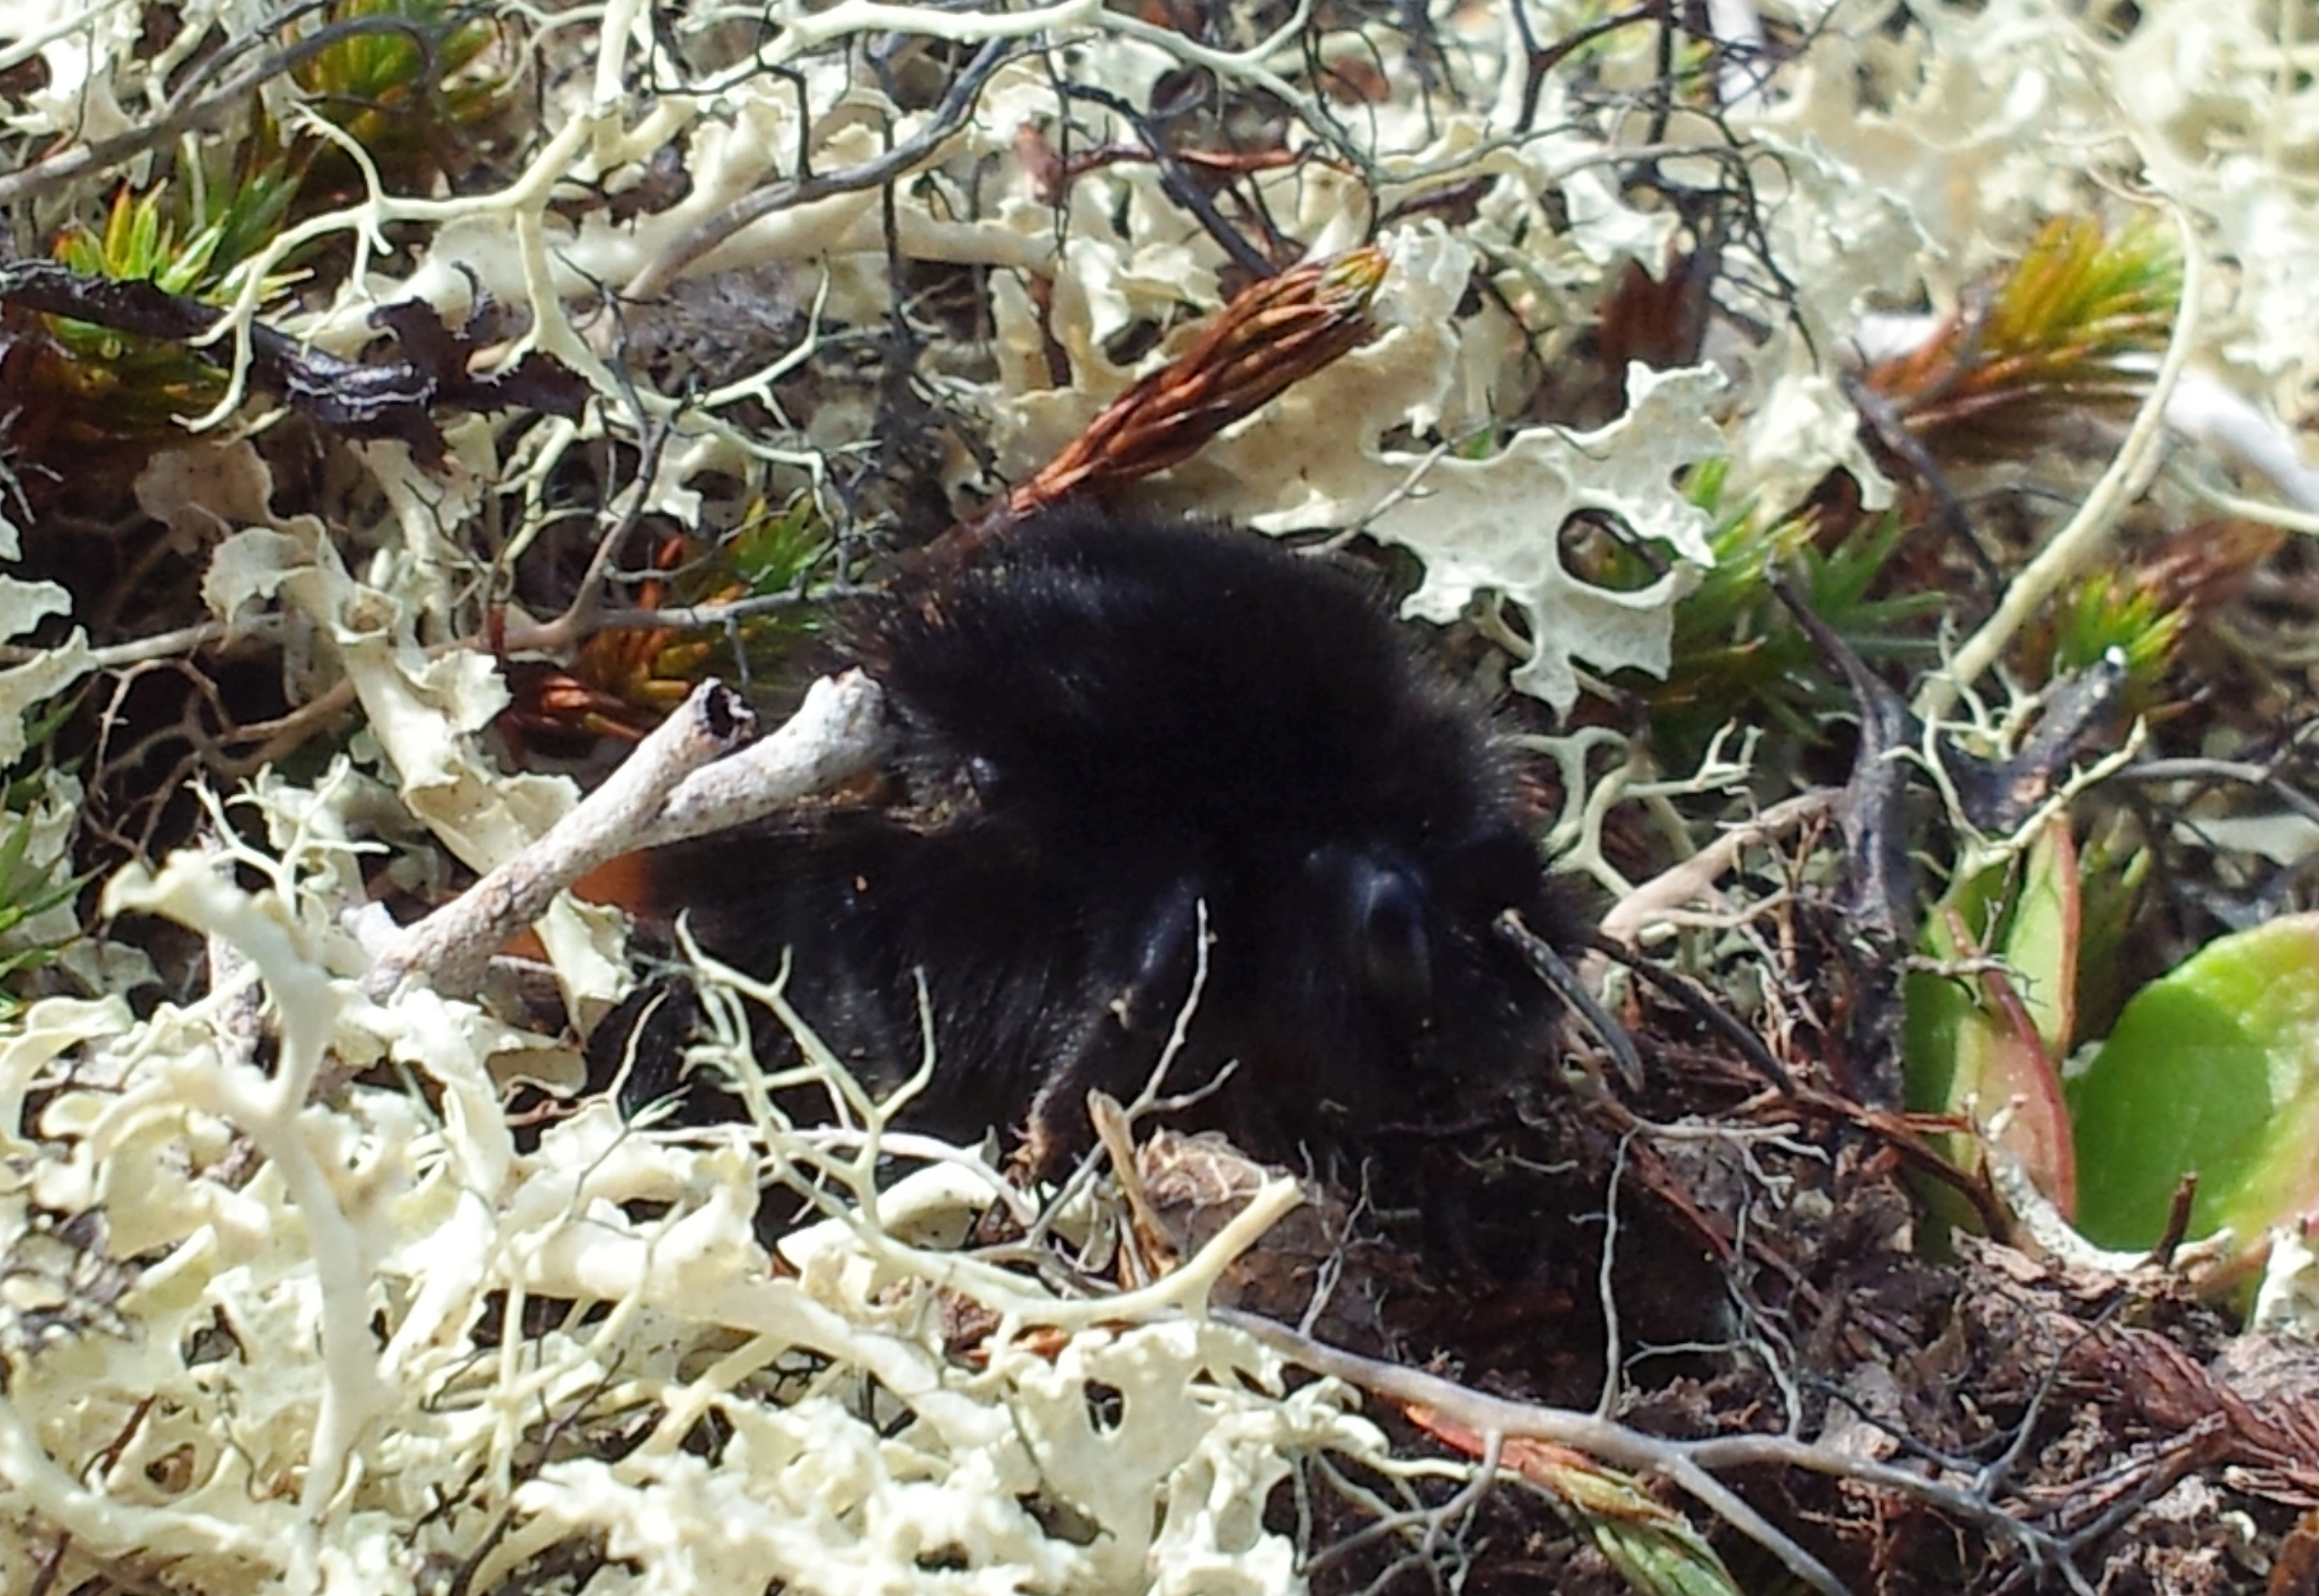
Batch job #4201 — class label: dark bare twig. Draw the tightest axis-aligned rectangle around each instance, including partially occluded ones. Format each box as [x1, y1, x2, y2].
[1585, 931, 1797, 1093]
[1223, 1306, 1854, 1596]
[0, 6, 458, 209]
[626, 37, 1014, 301]
[577, 582, 872, 636]
[493, 410, 673, 656]
[441, 1362, 633, 1596]
[1767, 569, 1918, 940]
[1221, 1306, 2130, 1596]
[0, 263, 589, 465]
[1510, 4, 1657, 134]
[1844, 368, 2005, 595]
[2119, 754, 2319, 828]
[1049, 80, 1278, 278]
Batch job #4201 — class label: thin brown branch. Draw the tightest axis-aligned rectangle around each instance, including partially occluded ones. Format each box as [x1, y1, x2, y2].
[626, 37, 1015, 301]
[1219, 1308, 2091, 1596]
[0, 8, 433, 209]
[1219, 1305, 1851, 1596]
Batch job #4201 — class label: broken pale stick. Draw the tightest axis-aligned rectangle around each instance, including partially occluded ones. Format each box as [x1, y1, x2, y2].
[365, 671, 888, 1002]
[1593, 789, 1837, 951]
[639, 669, 889, 847]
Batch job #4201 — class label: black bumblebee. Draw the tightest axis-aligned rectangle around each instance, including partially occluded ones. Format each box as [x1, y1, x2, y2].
[595, 505, 1581, 1170]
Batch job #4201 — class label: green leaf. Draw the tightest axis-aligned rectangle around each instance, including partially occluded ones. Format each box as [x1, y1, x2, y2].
[2007, 820, 2079, 1059]
[2072, 812, 2152, 1042]
[2067, 914, 2319, 1264]
[1904, 816, 2081, 1220]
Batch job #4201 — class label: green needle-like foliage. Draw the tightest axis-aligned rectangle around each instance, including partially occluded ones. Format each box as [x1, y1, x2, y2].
[0, 718, 92, 1018]
[293, 0, 507, 193]
[2046, 569, 2184, 703]
[726, 494, 835, 603]
[1607, 461, 1939, 766]
[0, 809, 85, 1017]
[1867, 215, 2182, 456]
[30, 186, 255, 444]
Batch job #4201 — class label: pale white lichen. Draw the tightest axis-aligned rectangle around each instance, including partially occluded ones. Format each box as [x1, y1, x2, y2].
[0, 798, 1384, 1594]
[0, 511, 90, 771]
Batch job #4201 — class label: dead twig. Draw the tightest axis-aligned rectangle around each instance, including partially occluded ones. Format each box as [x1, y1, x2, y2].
[1221, 1308, 2104, 1596]
[639, 669, 887, 845]
[1595, 789, 1838, 950]
[626, 38, 1016, 301]
[364, 672, 884, 1003]
[0, 264, 590, 466]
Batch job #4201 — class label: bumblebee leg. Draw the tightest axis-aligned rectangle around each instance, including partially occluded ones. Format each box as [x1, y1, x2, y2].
[1019, 874, 1208, 1177]
[1111, 874, 1206, 1035]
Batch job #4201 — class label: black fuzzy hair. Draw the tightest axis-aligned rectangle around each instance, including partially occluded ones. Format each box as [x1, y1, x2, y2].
[614, 504, 1581, 1169]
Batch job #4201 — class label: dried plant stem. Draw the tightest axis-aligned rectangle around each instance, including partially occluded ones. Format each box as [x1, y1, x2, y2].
[0, 619, 249, 670]
[1220, 1308, 1849, 1596]
[1222, 1308, 2104, 1596]
[640, 669, 887, 844]
[1594, 788, 1837, 951]
[1914, 203, 2201, 725]
[364, 678, 751, 1000]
